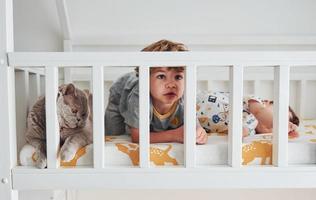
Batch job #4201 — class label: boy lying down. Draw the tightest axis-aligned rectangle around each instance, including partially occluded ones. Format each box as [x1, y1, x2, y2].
[104, 40, 208, 144]
[197, 91, 300, 138]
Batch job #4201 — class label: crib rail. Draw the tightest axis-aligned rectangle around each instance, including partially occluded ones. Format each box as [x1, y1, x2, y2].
[8, 51, 316, 66]
[11, 166, 316, 189]
[6, 51, 316, 189]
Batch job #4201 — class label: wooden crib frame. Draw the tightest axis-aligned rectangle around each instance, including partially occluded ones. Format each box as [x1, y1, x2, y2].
[2, 0, 316, 199]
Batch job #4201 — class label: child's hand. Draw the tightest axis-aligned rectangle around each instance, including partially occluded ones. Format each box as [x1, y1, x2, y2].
[288, 122, 299, 138]
[242, 127, 250, 138]
[196, 126, 208, 144]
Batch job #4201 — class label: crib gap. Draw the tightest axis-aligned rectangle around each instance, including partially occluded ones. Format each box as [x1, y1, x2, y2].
[46, 67, 95, 169]
[242, 66, 274, 167]
[19, 67, 71, 168]
[196, 66, 230, 167]
[102, 66, 143, 168]
[289, 66, 316, 166]
[145, 66, 184, 168]
[16, 67, 45, 167]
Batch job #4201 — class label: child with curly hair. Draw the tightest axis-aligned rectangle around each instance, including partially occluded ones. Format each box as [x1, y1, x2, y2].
[104, 39, 208, 144]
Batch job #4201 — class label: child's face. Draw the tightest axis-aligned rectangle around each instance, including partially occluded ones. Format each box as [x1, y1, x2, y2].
[263, 100, 294, 121]
[150, 67, 184, 106]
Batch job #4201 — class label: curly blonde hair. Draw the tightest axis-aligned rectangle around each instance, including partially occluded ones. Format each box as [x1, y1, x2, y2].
[141, 39, 188, 52]
[135, 39, 188, 76]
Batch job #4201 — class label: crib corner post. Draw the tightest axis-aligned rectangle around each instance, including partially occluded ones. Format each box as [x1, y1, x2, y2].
[0, 67, 19, 200]
[0, 0, 19, 199]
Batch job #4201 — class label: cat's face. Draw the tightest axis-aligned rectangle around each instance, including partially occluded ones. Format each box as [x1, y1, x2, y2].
[57, 84, 89, 129]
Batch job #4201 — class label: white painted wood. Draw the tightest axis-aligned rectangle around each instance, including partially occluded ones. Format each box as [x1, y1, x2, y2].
[139, 66, 150, 168]
[228, 65, 243, 167]
[45, 66, 60, 169]
[66, 190, 77, 200]
[297, 80, 307, 119]
[53, 190, 66, 200]
[55, 0, 72, 40]
[8, 52, 316, 67]
[40, 75, 45, 96]
[0, 0, 13, 56]
[11, 166, 316, 189]
[207, 80, 212, 91]
[273, 66, 290, 167]
[92, 65, 105, 168]
[64, 68, 73, 84]
[73, 36, 316, 46]
[51, 66, 316, 83]
[36, 74, 41, 97]
[63, 40, 73, 84]
[0, 0, 16, 198]
[0, 67, 18, 200]
[184, 65, 196, 168]
[15, 67, 44, 75]
[253, 80, 260, 96]
[15, 71, 29, 157]
[29, 72, 40, 108]
[16, 70, 30, 111]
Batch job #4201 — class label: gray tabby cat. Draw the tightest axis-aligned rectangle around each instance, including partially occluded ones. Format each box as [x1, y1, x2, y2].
[25, 83, 93, 168]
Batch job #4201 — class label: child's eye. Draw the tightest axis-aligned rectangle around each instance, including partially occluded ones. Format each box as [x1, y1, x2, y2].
[157, 74, 165, 79]
[175, 75, 183, 80]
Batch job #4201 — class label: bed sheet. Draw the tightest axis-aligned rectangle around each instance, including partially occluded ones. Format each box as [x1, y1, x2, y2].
[19, 119, 316, 167]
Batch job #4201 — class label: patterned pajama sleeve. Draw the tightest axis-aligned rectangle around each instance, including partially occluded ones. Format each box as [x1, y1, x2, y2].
[242, 95, 263, 136]
[242, 111, 258, 136]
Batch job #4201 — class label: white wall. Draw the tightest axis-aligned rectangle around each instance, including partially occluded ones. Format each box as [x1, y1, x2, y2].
[66, 0, 316, 46]
[13, 0, 316, 199]
[14, 0, 316, 50]
[13, 0, 62, 51]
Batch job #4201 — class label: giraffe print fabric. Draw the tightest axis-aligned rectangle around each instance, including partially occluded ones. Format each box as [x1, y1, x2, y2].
[19, 119, 316, 167]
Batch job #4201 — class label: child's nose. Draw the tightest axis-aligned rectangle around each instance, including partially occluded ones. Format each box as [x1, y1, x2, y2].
[166, 81, 176, 88]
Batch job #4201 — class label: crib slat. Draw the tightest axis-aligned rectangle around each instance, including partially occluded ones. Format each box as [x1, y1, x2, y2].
[185, 65, 196, 168]
[29, 73, 40, 108]
[15, 70, 29, 157]
[45, 66, 60, 168]
[253, 80, 260, 96]
[139, 66, 150, 168]
[297, 80, 306, 119]
[228, 65, 243, 167]
[39, 75, 45, 96]
[273, 65, 290, 167]
[92, 65, 105, 168]
[64, 68, 73, 84]
[36, 74, 41, 97]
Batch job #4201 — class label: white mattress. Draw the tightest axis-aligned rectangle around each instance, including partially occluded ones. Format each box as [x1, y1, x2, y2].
[20, 119, 316, 167]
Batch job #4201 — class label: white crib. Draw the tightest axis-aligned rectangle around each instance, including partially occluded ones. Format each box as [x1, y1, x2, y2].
[2, 1, 316, 200]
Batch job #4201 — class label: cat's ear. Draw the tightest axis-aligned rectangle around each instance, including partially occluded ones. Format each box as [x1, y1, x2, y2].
[59, 84, 77, 96]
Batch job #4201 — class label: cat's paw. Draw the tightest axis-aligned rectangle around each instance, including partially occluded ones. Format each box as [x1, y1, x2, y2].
[60, 146, 77, 162]
[33, 150, 47, 169]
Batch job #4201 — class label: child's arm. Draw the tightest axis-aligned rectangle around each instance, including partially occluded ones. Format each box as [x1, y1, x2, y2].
[130, 125, 208, 144]
[130, 126, 183, 143]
